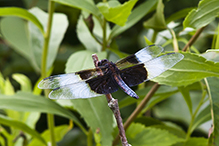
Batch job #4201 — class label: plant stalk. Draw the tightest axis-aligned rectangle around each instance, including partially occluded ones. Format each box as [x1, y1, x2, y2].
[182, 26, 206, 52]
[186, 90, 207, 139]
[102, 18, 107, 51]
[41, 1, 56, 146]
[113, 83, 160, 145]
[92, 54, 130, 146]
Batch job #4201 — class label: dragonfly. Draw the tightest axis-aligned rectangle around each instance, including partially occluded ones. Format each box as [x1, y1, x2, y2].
[38, 45, 184, 99]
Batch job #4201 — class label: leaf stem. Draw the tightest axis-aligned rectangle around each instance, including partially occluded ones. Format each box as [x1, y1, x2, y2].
[169, 28, 179, 52]
[186, 89, 207, 139]
[41, 1, 56, 146]
[102, 18, 107, 51]
[87, 128, 93, 146]
[151, 30, 158, 43]
[182, 26, 206, 52]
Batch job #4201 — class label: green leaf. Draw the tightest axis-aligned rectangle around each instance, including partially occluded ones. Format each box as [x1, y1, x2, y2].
[0, 114, 47, 145]
[12, 73, 32, 92]
[153, 52, 219, 86]
[110, 0, 157, 39]
[52, 0, 100, 16]
[29, 125, 69, 146]
[65, 50, 107, 73]
[4, 78, 14, 95]
[1, 7, 68, 72]
[206, 77, 219, 145]
[0, 72, 4, 94]
[143, 0, 166, 31]
[183, 0, 219, 29]
[29, 7, 68, 71]
[153, 124, 186, 139]
[153, 91, 203, 125]
[126, 123, 184, 146]
[1, 17, 39, 71]
[166, 7, 195, 24]
[0, 92, 86, 133]
[0, 7, 44, 34]
[178, 86, 193, 115]
[97, 0, 138, 26]
[70, 97, 114, 146]
[183, 137, 208, 146]
[144, 36, 154, 46]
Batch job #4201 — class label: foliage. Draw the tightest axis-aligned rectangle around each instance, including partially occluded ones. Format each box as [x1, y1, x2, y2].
[0, 0, 219, 146]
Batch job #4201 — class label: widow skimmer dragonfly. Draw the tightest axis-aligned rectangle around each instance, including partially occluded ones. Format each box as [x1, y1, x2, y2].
[38, 45, 184, 99]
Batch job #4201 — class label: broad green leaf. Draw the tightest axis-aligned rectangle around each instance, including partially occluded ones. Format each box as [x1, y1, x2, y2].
[183, 0, 219, 29]
[166, 7, 195, 24]
[0, 92, 86, 133]
[65, 50, 107, 73]
[126, 123, 184, 146]
[57, 129, 87, 146]
[29, 125, 69, 146]
[97, 0, 138, 26]
[153, 124, 186, 139]
[0, 7, 44, 34]
[144, 0, 166, 31]
[12, 73, 32, 92]
[1, 7, 68, 72]
[0, 17, 40, 71]
[70, 97, 114, 146]
[29, 7, 68, 71]
[110, 0, 157, 39]
[178, 86, 193, 115]
[153, 52, 219, 86]
[153, 91, 203, 125]
[206, 77, 219, 145]
[183, 137, 208, 146]
[0, 114, 46, 145]
[52, 0, 100, 16]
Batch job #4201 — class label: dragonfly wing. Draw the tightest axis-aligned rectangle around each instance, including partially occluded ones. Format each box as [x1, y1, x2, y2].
[38, 68, 103, 89]
[38, 73, 82, 89]
[49, 82, 102, 99]
[116, 45, 163, 70]
[49, 74, 119, 99]
[144, 52, 184, 80]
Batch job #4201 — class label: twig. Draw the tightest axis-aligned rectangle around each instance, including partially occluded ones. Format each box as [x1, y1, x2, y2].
[182, 26, 206, 52]
[113, 83, 160, 145]
[13, 131, 27, 145]
[92, 54, 130, 146]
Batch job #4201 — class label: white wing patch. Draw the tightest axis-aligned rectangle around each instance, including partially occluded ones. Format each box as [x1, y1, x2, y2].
[135, 45, 163, 63]
[49, 82, 101, 99]
[38, 73, 82, 89]
[144, 53, 184, 80]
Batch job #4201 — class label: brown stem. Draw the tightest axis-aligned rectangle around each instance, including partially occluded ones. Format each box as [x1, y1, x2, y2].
[182, 26, 206, 52]
[92, 54, 130, 146]
[113, 83, 160, 145]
